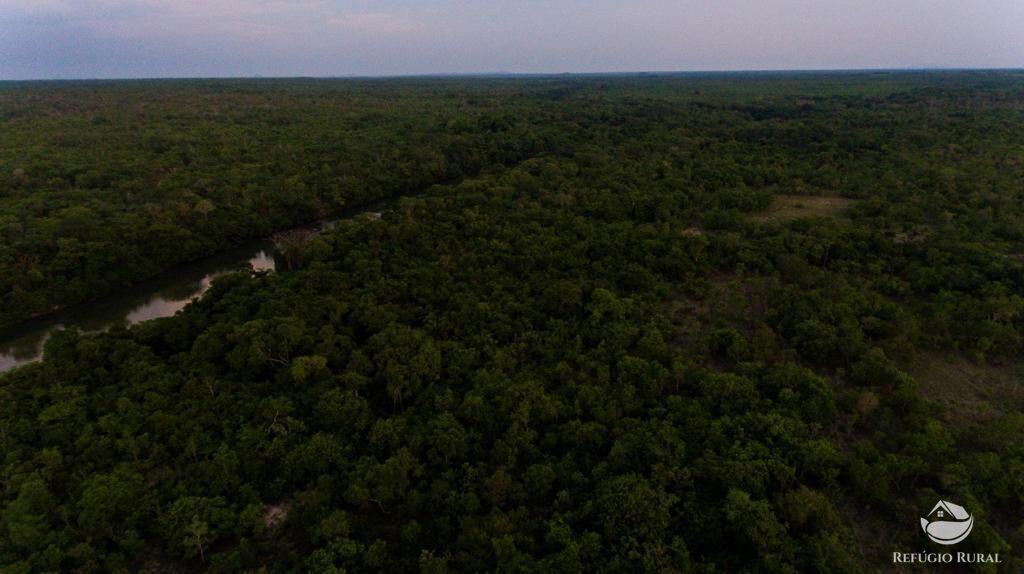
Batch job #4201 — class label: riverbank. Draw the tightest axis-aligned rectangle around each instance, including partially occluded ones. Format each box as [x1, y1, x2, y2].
[0, 200, 397, 373]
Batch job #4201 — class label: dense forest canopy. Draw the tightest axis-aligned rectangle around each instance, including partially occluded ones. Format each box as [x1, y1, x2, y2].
[2, 72, 1024, 572]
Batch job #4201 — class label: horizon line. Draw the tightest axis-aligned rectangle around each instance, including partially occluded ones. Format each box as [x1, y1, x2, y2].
[2, 66, 1022, 83]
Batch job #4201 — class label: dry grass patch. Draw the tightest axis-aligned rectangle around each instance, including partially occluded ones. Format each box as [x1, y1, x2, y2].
[910, 353, 1024, 423]
[751, 194, 855, 222]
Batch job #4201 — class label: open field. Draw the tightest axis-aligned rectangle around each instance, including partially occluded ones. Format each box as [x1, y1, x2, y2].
[751, 194, 856, 222]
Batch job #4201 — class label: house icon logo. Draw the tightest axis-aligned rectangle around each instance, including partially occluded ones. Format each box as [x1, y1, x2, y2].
[920, 500, 974, 545]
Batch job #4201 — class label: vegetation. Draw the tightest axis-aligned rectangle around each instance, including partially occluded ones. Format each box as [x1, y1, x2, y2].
[2, 72, 1024, 572]
[0, 79, 548, 326]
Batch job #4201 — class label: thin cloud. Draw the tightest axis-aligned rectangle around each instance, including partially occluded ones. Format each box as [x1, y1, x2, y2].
[327, 12, 425, 35]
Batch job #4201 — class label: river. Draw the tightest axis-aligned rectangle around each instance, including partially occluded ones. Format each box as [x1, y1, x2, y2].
[0, 209, 383, 373]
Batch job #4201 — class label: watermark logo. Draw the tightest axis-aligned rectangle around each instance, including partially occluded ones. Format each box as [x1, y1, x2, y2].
[893, 500, 999, 565]
[920, 500, 974, 545]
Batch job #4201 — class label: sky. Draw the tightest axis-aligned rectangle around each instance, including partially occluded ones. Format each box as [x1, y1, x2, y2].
[1, 0, 1022, 79]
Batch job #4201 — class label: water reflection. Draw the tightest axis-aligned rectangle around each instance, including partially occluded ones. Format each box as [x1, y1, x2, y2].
[0, 244, 276, 373]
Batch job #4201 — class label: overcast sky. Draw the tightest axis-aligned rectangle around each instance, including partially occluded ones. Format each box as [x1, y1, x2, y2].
[1, 0, 1022, 79]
